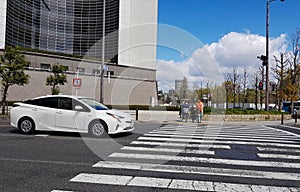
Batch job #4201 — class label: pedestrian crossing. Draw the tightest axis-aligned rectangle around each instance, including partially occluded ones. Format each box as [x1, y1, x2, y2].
[54, 124, 300, 192]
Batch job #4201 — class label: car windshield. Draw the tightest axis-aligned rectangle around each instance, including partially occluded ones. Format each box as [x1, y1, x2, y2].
[79, 98, 108, 110]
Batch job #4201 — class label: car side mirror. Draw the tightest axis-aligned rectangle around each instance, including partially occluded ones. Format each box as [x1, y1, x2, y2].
[74, 105, 84, 111]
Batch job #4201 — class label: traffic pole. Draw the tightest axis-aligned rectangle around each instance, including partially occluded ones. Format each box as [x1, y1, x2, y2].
[136, 108, 139, 121]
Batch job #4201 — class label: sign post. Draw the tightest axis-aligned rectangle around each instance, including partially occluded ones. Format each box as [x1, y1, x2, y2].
[73, 78, 82, 96]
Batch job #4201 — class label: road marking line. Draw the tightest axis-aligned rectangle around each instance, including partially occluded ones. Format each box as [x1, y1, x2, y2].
[159, 125, 274, 132]
[70, 173, 300, 192]
[159, 126, 274, 132]
[137, 136, 300, 149]
[109, 153, 300, 169]
[280, 125, 300, 129]
[130, 141, 299, 156]
[257, 147, 300, 153]
[51, 190, 74, 192]
[130, 141, 231, 149]
[151, 128, 295, 137]
[93, 161, 300, 181]
[70, 173, 133, 185]
[121, 146, 215, 155]
[143, 133, 299, 144]
[127, 176, 171, 188]
[155, 127, 296, 134]
[122, 146, 300, 160]
[149, 131, 298, 141]
[258, 153, 300, 159]
[34, 134, 49, 137]
[160, 125, 300, 138]
[265, 125, 300, 137]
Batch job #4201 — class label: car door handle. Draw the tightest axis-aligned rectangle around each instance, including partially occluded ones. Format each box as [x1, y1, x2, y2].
[56, 111, 63, 114]
[32, 108, 38, 111]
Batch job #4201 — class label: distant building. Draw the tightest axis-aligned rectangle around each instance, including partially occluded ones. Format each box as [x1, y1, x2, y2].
[175, 77, 189, 99]
[168, 89, 176, 96]
[0, 0, 158, 105]
[175, 80, 183, 93]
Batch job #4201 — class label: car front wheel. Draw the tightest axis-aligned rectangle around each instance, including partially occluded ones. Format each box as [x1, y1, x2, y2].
[18, 117, 35, 134]
[89, 120, 108, 138]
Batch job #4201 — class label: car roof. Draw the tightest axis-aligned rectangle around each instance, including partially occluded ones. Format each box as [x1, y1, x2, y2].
[30, 95, 93, 100]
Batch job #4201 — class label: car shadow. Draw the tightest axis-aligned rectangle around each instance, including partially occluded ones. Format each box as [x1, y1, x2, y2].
[9, 128, 135, 139]
[109, 132, 134, 138]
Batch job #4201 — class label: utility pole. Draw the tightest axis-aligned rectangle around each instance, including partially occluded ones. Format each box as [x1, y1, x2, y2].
[265, 0, 270, 110]
[100, 0, 106, 103]
[265, 0, 285, 110]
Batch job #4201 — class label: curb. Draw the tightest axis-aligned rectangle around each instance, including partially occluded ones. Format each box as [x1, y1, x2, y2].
[0, 116, 9, 121]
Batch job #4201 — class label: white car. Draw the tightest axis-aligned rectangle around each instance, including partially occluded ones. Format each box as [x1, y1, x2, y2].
[10, 95, 134, 137]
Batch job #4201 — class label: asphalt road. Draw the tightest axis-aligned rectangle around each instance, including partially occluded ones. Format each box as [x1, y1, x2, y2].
[0, 120, 163, 192]
[1, 119, 300, 192]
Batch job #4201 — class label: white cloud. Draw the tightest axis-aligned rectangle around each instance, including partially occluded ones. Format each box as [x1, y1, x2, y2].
[157, 31, 288, 91]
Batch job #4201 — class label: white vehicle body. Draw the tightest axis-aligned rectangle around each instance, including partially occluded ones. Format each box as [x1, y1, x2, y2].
[10, 95, 134, 136]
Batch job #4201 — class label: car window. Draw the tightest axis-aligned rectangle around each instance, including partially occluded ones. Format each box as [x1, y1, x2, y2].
[58, 97, 73, 110]
[79, 98, 108, 110]
[40, 97, 58, 108]
[72, 99, 91, 112]
[24, 99, 40, 106]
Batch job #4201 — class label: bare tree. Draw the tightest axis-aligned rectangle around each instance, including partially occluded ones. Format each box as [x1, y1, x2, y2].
[286, 29, 300, 109]
[224, 73, 233, 109]
[241, 66, 248, 109]
[272, 53, 288, 110]
[232, 67, 239, 108]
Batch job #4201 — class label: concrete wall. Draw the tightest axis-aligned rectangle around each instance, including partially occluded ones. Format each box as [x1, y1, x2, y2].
[1, 52, 157, 105]
[0, 0, 7, 49]
[5, 70, 157, 105]
[119, 0, 158, 70]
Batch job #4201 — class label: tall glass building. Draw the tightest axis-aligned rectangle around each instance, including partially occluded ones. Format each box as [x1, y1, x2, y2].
[0, 0, 158, 105]
[5, 0, 119, 60]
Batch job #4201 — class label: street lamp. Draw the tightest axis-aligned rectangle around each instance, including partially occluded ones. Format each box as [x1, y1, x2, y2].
[265, 0, 285, 110]
[100, 0, 106, 103]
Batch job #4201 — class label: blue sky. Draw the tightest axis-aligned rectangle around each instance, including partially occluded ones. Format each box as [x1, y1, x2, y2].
[157, 0, 299, 61]
[156, 0, 300, 91]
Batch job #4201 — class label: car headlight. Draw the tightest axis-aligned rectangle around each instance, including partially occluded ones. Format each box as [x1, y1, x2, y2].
[106, 113, 123, 122]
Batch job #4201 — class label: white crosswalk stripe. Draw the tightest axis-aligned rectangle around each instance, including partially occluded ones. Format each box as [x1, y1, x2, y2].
[92, 161, 300, 181]
[51, 190, 74, 192]
[67, 124, 300, 191]
[70, 173, 300, 191]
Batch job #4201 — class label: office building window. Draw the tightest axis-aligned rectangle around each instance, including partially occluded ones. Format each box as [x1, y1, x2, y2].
[41, 63, 51, 70]
[92, 69, 100, 75]
[76, 67, 85, 75]
[5, 0, 120, 59]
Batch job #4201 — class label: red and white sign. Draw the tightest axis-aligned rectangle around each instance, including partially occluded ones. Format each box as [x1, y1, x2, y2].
[72, 78, 82, 88]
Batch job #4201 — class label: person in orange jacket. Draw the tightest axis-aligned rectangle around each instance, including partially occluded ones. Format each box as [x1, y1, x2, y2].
[196, 99, 204, 123]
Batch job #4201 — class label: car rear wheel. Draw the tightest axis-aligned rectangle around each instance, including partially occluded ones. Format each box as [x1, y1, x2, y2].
[18, 117, 35, 134]
[89, 120, 108, 138]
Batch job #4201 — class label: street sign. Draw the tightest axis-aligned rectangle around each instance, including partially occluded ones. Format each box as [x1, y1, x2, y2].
[73, 78, 82, 88]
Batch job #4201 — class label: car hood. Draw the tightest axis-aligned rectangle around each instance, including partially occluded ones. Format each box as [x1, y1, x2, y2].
[105, 109, 132, 119]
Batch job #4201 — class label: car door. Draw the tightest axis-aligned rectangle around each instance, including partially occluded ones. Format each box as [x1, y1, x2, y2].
[34, 97, 58, 130]
[55, 97, 89, 131]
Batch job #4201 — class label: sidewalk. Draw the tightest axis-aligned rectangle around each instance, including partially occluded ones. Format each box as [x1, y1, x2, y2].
[0, 115, 9, 122]
[0, 111, 294, 125]
[128, 110, 292, 125]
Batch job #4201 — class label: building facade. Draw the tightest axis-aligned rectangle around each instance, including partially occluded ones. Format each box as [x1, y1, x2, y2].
[0, 0, 158, 105]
